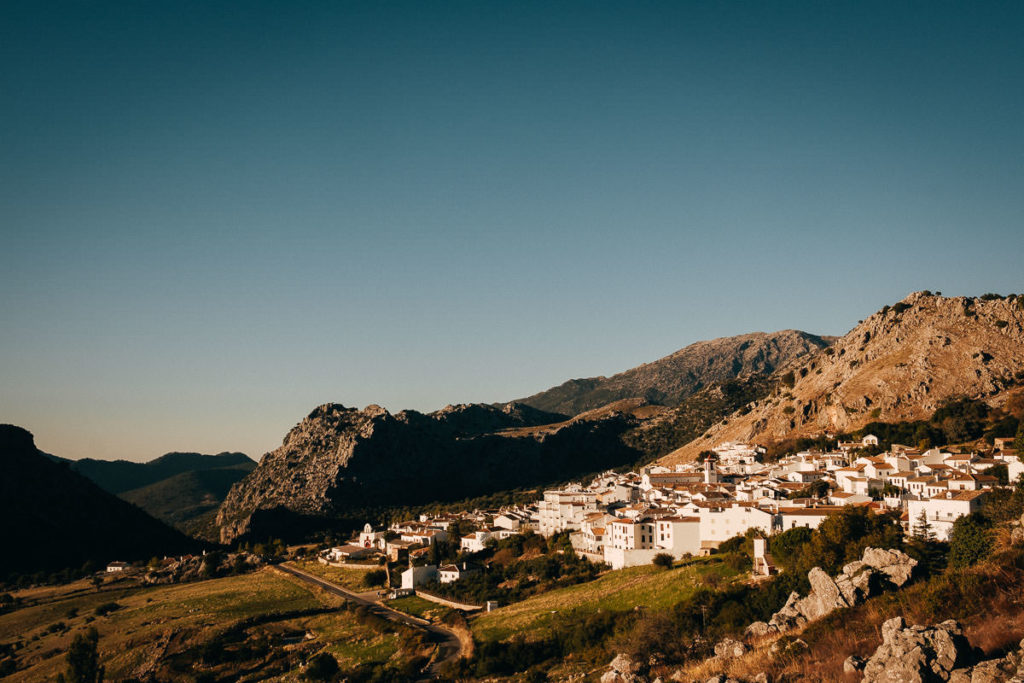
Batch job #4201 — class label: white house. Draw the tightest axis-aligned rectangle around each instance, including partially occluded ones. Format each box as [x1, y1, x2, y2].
[400, 564, 439, 590]
[778, 506, 843, 531]
[907, 490, 987, 541]
[439, 562, 481, 584]
[460, 530, 494, 553]
[106, 561, 129, 573]
[538, 488, 598, 536]
[697, 503, 775, 546]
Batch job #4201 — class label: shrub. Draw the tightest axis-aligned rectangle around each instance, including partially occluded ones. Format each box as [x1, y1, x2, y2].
[948, 514, 993, 568]
[652, 553, 674, 570]
[304, 652, 339, 681]
[363, 569, 387, 588]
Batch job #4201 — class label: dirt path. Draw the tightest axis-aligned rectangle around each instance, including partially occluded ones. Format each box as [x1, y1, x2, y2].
[276, 563, 464, 680]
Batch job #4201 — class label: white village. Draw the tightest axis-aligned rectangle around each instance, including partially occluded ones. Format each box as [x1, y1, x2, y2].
[322, 436, 1023, 602]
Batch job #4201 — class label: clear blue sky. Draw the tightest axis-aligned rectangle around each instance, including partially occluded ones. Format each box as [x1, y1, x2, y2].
[3, 1, 1023, 461]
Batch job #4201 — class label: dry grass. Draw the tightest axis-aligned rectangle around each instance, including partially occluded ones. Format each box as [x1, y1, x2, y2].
[667, 554, 1024, 683]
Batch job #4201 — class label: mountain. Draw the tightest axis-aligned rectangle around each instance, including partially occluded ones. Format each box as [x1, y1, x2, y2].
[70, 451, 255, 494]
[216, 402, 643, 543]
[660, 291, 1024, 463]
[0, 425, 199, 580]
[512, 330, 834, 416]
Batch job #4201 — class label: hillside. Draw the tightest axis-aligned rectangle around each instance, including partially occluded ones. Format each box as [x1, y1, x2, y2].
[119, 464, 256, 539]
[216, 402, 640, 543]
[661, 292, 1024, 463]
[512, 330, 833, 416]
[0, 425, 199, 580]
[70, 451, 255, 494]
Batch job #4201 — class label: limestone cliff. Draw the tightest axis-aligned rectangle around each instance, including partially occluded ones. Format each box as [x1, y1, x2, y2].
[216, 402, 640, 543]
[661, 292, 1024, 464]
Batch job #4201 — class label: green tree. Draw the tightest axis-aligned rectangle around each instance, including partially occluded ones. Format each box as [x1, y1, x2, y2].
[911, 509, 935, 542]
[948, 514, 993, 568]
[56, 628, 104, 683]
[1015, 422, 1024, 459]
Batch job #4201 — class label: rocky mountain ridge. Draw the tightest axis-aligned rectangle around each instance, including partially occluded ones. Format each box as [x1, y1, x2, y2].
[512, 330, 834, 416]
[216, 401, 638, 543]
[661, 292, 1024, 463]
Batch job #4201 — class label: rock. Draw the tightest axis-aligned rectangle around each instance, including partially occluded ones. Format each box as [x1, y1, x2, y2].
[796, 567, 850, 621]
[1011, 526, 1024, 546]
[861, 617, 971, 683]
[844, 655, 865, 673]
[745, 621, 776, 639]
[609, 654, 641, 674]
[714, 638, 749, 659]
[861, 547, 918, 586]
[752, 674, 771, 683]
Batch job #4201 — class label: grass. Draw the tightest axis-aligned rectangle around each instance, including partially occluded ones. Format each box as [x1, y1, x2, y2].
[386, 595, 443, 620]
[0, 568, 417, 681]
[292, 559, 386, 592]
[471, 557, 737, 642]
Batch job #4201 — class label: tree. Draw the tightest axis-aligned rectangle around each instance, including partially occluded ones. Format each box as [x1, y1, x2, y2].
[1015, 423, 1024, 459]
[911, 509, 935, 542]
[56, 628, 104, 683]
[363, 569, 387, 588]
[652, 553, 674, 570]
[948, 514, 993, 568]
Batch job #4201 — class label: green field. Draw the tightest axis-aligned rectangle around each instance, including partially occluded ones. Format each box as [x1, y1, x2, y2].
[386, 595, 444, 620]
[0, 568, 419, 681]
[471, 558, 738, 642]
[292, 559, 387, 592]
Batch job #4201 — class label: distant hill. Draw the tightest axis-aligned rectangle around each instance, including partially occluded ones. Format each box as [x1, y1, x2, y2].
[512, 330, 833, 416]
[62, 451, 256, 536]
[661, 291, 1024, 463]
[70, 451, 255, 494]
[0, 425, 199, 580]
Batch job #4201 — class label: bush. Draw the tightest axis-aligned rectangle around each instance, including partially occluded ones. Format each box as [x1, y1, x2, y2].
[652, 553, 674, 570]
[363, 569, 387, 588]
[949, 514, 993, 568]
[304, 652, 339, 681]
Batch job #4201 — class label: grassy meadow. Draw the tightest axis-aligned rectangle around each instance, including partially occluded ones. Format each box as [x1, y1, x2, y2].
[0, 567, 422, 681]
[471, 557, 737, 642]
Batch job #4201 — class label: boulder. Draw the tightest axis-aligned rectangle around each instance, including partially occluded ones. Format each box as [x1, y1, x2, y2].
[844, 655, 865, 673]
[602, 653, 645, 683]
[861, 617, 971, 683]
[861, 547, 918, 586]
[714, 638, 749, 659]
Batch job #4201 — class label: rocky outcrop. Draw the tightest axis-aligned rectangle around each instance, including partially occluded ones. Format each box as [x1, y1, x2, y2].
[662, 292, 1024, 464]
[714, 638, 750, 659]
[514, 330, 832, 416]
[862, 617, 971, 682]
[858, 617, 1024, 683]
[217, 402, 643, 543]
[601, 654, 644, 683]
[745, 547, 917, 638]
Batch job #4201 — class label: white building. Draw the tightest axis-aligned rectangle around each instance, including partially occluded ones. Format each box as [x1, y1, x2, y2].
[697, 503, 775, 547]
[907, 490, 987, 541]
[460, 530, 494, 553]
[538, 488, 598, 536]
[400, 565, 439, 590]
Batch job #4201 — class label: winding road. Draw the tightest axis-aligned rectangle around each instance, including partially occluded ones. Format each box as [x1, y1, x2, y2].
[276, 563, 463, 681]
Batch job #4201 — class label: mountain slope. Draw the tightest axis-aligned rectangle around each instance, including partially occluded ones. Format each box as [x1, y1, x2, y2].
[661, 292, 1024, 463]
[0, 425, 199, 579]
[71, 451, 255, 494]
[513, 330, 833, 416]
[216, 402, 641, 543]
[120, 464, 256, 537]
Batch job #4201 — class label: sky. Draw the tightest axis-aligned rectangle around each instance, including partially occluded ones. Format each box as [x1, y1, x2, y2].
[2, 1, 1023, 462]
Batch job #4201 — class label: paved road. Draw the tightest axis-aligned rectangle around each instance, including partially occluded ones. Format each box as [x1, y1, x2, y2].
[276, 563, 462, 681]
